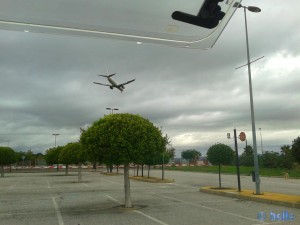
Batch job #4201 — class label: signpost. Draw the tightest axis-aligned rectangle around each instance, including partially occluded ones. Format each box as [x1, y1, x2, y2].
[228, 130, 246, 192]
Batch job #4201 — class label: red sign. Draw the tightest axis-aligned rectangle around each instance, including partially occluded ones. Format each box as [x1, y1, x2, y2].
[239, 132, 246, 141]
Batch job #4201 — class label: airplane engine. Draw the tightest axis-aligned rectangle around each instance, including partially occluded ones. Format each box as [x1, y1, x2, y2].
[110, 86, 113, 89]
[121, 85, 125, 89]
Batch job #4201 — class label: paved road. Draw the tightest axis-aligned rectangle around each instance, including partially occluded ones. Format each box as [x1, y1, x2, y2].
[0, 170, 299, 225]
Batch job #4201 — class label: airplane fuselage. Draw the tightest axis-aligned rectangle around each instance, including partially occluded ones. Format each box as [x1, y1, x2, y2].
[93, 72, 135, 93]
[108, 77, 124, 92]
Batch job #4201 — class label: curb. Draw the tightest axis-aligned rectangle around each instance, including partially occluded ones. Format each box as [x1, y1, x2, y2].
[200, 187, 300, 209]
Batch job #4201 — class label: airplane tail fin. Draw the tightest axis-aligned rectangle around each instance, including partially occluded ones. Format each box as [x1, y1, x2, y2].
[98, 73, 116, 78]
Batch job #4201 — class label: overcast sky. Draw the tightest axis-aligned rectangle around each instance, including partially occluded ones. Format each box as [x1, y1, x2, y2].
[0, 0, 299, 156]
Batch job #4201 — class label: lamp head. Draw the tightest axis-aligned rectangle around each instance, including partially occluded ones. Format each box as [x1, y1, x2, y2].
[233, 3, 261, 13]
[247, 6, 261, 13]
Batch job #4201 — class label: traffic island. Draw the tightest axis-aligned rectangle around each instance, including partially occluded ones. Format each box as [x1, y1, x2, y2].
[130, 176, 174, 183]
[200, 186, 300, 209]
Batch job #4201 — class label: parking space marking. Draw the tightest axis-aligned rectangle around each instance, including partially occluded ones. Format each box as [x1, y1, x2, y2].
[134, 210, 169, 225]
[81, 183, 89, 187]
[47, 180, 51, 189]
[105, 194, 122, 204]
[105, 195, 169, 225]
[151, 192, 260, 223]
[107, 180, 123, 185]
[251, 222, 282, 225]
[51, 197, 64, 225]
[8, 181, 20, 190]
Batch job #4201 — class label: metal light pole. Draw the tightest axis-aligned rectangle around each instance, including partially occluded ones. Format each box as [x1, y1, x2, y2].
[259, 128, 263, 154]
[52, 133, 60, 147]
[234, 2, 262, 195]
[106, 107, 119, 114]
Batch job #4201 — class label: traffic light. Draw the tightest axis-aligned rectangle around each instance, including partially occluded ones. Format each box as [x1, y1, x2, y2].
[172, 0, 225, 29]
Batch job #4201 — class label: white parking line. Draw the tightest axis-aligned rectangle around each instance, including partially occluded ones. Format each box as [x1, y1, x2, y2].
[105, 195, 169, 225]
[51, 197, 64, 225]
[8, 181, 20, 190]
[151, 192, 260, 223]
[251, 222, 283, 225]
[107, 180, 123, 185]
[81, 183, 89, 187]
[134, 210, 169, 225]
[105, 195, 122, 204]
[47, 180, 51, 189]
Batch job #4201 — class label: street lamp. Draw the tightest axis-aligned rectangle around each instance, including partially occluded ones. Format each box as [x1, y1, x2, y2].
[52, 133, 60, 147]
[234, 2, 262, 195]
[106, 107, 119, 114]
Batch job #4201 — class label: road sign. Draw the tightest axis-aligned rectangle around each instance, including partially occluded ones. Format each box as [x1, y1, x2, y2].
[239, 132, 246, 141]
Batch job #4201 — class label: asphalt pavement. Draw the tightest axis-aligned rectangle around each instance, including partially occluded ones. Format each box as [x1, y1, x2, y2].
[0, 169, 299, 225]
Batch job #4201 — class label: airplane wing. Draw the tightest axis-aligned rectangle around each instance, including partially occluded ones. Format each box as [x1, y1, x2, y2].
[119, 79, 135, 86]
[97, 73, 116, 77]
[93, 82, 112, 87]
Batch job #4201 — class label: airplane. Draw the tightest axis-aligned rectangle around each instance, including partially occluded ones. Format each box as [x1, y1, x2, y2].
[93, 73, 135, 93]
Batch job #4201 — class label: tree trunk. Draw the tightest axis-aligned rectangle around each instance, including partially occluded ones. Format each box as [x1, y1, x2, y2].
[1, 165, 4, 177]
[141, 164, 144, 177]
[124, 163, 132, 208]
[148, 165, 150, 178]
[65, 164, 69, 175]
[117, 165, 119, 173]
[218, 164, 221, 189]
[110, 164, 113, 173]
[93, 162, 96, 171]
[78, 162, 82, 183]
[137, 165, 139, 176]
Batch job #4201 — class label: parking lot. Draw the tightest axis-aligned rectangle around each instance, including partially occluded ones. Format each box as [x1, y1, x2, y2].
[0, 169, 299, 225]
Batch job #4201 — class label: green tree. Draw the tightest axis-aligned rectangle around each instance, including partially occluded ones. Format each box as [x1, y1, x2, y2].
[260, 151, 280, 168]
[292, 137, 300, 164]
[239, 145, 254, 167]
[181, 149, 201, 166]
[25, 150, 35, 166]
[80, 126, 103, 171]
[167, 147, 176, 160]
[281, 145, 291, 155]
[45, 146, 63, 171]
[59, 142, 87, 182]
[80, 113, 166, 208]
[279, 145, 294, 169]
[207, 143, 234, 188]
[0, 147, 17, 177]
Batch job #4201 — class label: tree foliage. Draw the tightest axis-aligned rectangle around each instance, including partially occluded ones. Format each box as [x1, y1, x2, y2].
[181, 149, 201, 166]
[207, 143, 234, 188]
[207, 144, 234, 166]
[59, 142, 87, 175]
[80, 113, 167, 208]
[259, 149, 294, 169]
[59, 142, 86, 165]
[0, 147, 16, 165]
[0, 147, 17, 177]
[239, 145, 254, 167]
[292, 136, 300, 164]
[45, 146, 63, 171]
[166, 147, 176, 160]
